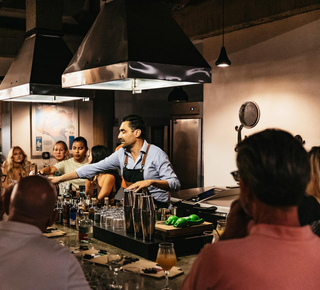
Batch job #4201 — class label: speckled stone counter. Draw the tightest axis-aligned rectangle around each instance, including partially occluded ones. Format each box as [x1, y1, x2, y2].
[53, 224, 199, 289]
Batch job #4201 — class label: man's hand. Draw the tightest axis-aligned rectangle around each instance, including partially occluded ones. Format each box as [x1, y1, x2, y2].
[219, 199, 253, 241]
[127, 180, 153, 192]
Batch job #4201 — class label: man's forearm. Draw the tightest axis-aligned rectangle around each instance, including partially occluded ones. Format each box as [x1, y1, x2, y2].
[150, 180, 170, 191]
[49, 171, 79, 184]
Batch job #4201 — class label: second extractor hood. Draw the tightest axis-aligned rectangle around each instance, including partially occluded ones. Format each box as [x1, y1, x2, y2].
[62, 0, 212, 94]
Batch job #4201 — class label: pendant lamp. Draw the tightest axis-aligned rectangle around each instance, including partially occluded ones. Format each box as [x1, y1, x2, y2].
[215, 0, 231, 67]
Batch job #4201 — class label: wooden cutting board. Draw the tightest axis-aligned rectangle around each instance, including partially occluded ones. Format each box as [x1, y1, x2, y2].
[43, 230, 66, 238]
[155, 221, 213, 238]
[73, 248, 183, 279]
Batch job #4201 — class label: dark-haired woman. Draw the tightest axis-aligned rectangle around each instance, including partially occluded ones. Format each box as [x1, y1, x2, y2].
[85, 145, 121, 205]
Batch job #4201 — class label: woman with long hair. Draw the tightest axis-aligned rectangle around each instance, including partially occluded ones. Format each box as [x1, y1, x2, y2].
[85, 145, 121, 205]
[2, 146, 31, 188]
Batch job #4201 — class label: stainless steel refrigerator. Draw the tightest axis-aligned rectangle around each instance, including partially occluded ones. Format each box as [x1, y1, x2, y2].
[170, 102, 203, 190]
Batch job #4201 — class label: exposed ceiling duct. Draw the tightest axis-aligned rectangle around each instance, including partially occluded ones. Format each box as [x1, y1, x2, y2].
[0, 0, 93, 103]
[62, 0, 212, 94]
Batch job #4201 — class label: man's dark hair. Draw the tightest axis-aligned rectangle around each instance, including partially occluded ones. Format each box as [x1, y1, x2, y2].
[236, 129, 310, 207]
[122, 115, 146, 140]
[90, 145, 111, 164]
[73, 136, 88, 150]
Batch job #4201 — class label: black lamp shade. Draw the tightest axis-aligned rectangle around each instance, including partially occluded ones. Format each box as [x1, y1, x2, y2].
[168, 87, 189, 102]
[215, 46, 231, 67]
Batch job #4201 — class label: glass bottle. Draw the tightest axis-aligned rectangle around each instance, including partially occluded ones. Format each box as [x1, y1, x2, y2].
[89, 198, 97, 221]
[55, 196, 63, 225]
[78, 212, 93, 243]
[100, 197, 110, 227]
[69, 198, 78, 229]
[76, 194, 85, 231]
[62, 195, 71, 226]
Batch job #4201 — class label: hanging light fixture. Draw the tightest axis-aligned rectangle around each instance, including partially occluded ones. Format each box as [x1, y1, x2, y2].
[215, 0, 231, 67]
[168, 87, 189, 102]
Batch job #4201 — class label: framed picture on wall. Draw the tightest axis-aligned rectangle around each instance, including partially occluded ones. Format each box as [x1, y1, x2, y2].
[30, 103, 79, 158]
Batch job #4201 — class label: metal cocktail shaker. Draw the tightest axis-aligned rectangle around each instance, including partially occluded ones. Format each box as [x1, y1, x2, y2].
[123, 189, 134, 234]
[132, 193, 142, 238]
[140, 195, 156, 241]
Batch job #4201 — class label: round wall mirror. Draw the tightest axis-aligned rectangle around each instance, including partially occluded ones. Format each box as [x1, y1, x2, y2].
[239, 101, 260, 128]
[235, 101, 260, 150]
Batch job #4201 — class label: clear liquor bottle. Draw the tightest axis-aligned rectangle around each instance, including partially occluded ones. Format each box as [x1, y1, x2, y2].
[76, 194, 85, 231]
[55, 196, 63, 225]
[78, 212, 93, 243]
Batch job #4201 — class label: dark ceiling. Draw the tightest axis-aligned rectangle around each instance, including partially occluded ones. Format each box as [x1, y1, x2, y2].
[0, 0, 319, 60]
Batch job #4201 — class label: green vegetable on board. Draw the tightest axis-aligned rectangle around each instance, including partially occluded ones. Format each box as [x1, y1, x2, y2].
[173, 217, 189, 228]
[165, 215, 178, 225]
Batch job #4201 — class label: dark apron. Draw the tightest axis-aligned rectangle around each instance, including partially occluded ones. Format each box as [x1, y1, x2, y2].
[123, 145, 168, 209]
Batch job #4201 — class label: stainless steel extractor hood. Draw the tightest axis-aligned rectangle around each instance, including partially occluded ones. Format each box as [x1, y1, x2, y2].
[62, 0, 212, 94]
[0, 0, 94, 103]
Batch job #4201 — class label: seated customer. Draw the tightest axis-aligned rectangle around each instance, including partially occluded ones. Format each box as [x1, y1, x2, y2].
[182, 129, 320, 290]
[85, 145, 121, 205]
[52, 140, 69, 163]
[40, 136, 88, 191]
[2, 146, 31, 188]
[0, 175, 90, 289]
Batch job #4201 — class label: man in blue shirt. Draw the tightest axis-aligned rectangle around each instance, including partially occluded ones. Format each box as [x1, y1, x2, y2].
[50, 115, 180, 208]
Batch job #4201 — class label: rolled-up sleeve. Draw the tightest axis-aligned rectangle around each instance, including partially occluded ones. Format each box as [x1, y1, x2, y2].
[154, 151, 181, 192]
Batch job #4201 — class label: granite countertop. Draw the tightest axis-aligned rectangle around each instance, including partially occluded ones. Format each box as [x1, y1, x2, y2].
[53, 224, 198, 289]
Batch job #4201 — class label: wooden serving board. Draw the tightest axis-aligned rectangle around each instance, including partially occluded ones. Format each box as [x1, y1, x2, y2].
[73, 249, 183, 279]
[155, 220, 213, 238]
[43, 230, 66, 238]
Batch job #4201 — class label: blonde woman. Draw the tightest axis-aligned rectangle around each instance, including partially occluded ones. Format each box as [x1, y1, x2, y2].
[2, 146, 31, 188]
[52, 140, 69, 163]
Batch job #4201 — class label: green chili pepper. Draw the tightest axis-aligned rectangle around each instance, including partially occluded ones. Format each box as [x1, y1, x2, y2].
[165, 215, 178, 225]
[173, 217, 189, 227]
[187, 214, 200, 221]
[187, 218, 204, 226]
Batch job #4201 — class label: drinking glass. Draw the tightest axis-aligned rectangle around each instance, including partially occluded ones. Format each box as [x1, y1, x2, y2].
[216, 219, 227, 238]
[107, 253, 124, 276]
[156, 242, 177, 290]
[123, 267, 141, 290]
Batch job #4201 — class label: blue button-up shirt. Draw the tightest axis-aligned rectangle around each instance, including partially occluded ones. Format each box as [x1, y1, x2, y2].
[76, 141, 180, 202]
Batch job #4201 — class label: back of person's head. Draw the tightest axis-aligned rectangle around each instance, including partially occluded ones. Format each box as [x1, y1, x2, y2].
[90, 145, 111, 164]
[73, 136, 88, 150]
[8, 176, 57, 231]
[307, 146, 320, 200]
[236, 129, 310, 207]
[122, 115, 146, 140]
